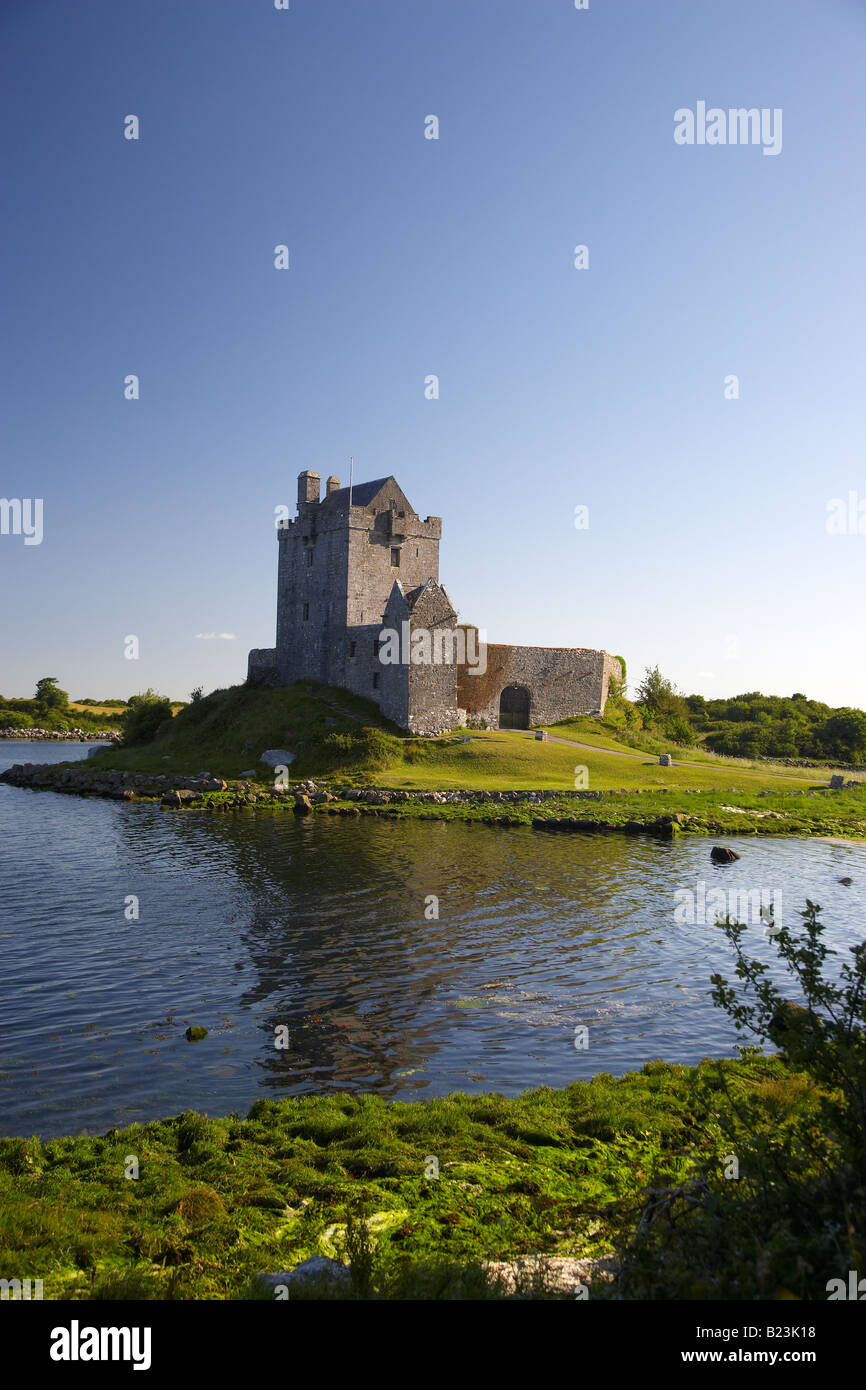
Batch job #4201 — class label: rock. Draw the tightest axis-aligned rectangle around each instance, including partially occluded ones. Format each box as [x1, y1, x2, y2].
[711, 846, 740, 863]
[293, 793, 312, 815]
[839, 877, 853, 887]
[239, 770, 257, 779]
[161, 789, 200, 807]
[830, 775, 845, 789]
[482, 1255, 617, 1296]
[260, 749, 295, 769]
[534, 731, 548, 741]
[185, 1025, 207, 1041]
[256, 1257, 351, 1296]
[659, 754, 673, 767]
[768, 1001, 823, 1051]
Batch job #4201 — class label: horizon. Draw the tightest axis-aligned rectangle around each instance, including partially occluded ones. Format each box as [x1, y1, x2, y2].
[1, 0, 864, 707]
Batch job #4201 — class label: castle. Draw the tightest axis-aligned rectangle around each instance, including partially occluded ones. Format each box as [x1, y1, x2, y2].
[248, 471, 621, 734]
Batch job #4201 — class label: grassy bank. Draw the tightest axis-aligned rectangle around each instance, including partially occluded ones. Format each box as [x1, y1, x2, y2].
[33, 682, 854, 839]
[86, 681, 851, 792]
[0, 1056, 823, 1300]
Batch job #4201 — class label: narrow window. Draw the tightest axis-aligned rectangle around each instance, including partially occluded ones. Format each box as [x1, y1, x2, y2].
[390, 547, 400, 566]
[349, 641, 356, 658]
[372, 672, 380, 689]
[306, 548, 313, 567]
[303, 603, 309, 621]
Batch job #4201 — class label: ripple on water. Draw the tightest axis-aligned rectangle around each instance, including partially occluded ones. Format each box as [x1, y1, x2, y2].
[2, 743, 865, 1135]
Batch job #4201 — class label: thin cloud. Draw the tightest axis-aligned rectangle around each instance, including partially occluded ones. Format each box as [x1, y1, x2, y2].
[195, 632, 236, 640]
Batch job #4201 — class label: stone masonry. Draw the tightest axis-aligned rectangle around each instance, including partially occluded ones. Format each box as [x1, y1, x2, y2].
[248, 472, 621, 733]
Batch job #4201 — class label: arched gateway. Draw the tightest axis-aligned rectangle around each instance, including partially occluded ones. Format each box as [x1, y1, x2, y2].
[499, 684, 530, 730]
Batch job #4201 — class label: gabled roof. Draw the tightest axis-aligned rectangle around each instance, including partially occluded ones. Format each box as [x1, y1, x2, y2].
[320, 476, 392, 510]
[391, 578, 457, 622]
[402, 581, 430, 612]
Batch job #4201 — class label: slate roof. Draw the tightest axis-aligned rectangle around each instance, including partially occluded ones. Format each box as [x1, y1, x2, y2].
[320, 477, 392, 510]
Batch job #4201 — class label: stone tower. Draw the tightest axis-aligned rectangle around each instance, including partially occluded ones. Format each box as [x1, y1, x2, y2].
[249, 472, 444, 704]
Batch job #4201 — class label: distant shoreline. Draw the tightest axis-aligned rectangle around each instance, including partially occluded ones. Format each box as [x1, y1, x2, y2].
[0, 730, 120, 742]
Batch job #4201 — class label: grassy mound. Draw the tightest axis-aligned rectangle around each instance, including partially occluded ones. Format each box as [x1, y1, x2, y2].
[90, 682, 406, 781]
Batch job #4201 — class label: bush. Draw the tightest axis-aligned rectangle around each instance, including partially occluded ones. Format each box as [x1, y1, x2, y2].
[616, 902, 866, 1299]
[121, 690, 174, 746]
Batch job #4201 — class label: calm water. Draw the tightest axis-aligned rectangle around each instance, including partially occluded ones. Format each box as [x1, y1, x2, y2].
[1, 741, 864, 1138]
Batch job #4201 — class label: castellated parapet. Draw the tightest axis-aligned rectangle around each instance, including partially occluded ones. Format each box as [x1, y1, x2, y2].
[248, 472, 620, 733]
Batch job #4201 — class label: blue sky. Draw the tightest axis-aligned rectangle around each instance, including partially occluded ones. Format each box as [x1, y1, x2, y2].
[1, 0, 864, 707]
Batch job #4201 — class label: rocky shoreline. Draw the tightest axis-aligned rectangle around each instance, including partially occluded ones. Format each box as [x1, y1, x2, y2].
[3, 760, 853, 841]
[0, 760, 695, 830]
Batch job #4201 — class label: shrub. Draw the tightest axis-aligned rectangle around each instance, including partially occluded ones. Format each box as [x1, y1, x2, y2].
[616, 902, 866, 1299]
[121, 690, 174, 745]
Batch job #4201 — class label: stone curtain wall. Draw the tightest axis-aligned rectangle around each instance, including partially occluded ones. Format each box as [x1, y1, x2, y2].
[457, 642, 621, 727]
[247, 648, 278, 685]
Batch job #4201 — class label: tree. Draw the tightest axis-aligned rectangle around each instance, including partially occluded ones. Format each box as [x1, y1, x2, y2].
[818, 708, 866, 764]
[34, 676, 68, 715]
[121, 690, 174, 746]
[635, 665, 682, 717]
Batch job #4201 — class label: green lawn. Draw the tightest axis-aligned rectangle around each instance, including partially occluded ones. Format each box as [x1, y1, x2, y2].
[371, 729, 821, 794]
[545, 716, 846, 782]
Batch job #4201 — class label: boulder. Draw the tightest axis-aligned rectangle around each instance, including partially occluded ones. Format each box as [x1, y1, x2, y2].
[659, 754, 673, 767]
[830, 775, 845, 790]
[260, 749, 295, 769]
[710, 846, 740, 864]
[256, 1257, 351, 1296]
[293, 793, 313, 815]
[162, 789, 200, 807]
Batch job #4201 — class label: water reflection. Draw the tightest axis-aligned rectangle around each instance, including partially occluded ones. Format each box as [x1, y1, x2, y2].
[1, 742, 864, 1137]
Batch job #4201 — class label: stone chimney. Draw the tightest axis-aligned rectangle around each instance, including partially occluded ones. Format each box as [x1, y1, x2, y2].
[297, 471, 320, 507]
[326, 475, 340, 496]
